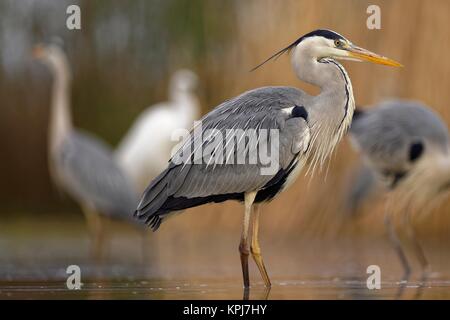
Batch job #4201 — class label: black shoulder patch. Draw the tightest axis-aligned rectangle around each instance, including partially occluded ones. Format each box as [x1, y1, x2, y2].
[250, 29, 345, 72]
[409, 141, 424, 162]
[291, 105, 308, 121]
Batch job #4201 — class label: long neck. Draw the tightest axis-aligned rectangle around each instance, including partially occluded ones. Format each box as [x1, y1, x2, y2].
[49, 61, 72, 153]
[170, 89, 200, 119]
[292, 46, 355, 170]
[292, 45, 351, 94]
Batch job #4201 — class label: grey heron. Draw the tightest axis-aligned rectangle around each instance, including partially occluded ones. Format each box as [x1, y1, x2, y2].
[116, 70, 200, 192]
[348, 100, 450, 280]
[33, 43, 139, 258]
[135, 29, 401, 289]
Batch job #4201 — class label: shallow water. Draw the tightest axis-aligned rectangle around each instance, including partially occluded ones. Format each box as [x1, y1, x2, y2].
[2, 277, 450, 299]
[1, 214, 450, 299]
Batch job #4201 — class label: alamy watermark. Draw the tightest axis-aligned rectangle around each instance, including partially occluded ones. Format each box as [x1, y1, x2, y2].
[170, 121, 281, 176]
[66, 265, 82, 290]
[66, 5, 81, 30]
[366, 5, 381, 30]
[366, 264, 381, 290]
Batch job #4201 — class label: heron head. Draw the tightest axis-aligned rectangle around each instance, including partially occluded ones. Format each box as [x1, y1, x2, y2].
[170, 69, 199, 93]
[32, 42, 69, 75]
[252, 29, 402, 71]
[304, 30, 402, 67]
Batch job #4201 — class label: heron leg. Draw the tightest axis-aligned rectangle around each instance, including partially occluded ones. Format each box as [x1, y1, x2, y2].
[242, 287, 250, 300]
[240, 192, 256, 289]
[250, 204, 271, 288]
[384, 214, 411, 280]
[404, 217, 429, 277]
[400, 211, 429, 299]
[140, 229, 158, 277]
[141, 230, 150, 266]
[83, 208, 105, 261]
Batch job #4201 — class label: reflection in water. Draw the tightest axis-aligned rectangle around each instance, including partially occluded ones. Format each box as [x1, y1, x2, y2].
[2, 277, 450, 300]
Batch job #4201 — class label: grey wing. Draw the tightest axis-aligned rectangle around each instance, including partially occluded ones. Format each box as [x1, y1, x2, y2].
[57, 131, 139, 222]
[378, 100, 449, 148]
[135, 86, 311, 229]
[170, 87, 310, 196]
[350, 100, 449, 174]
[350, 109, 412, 173]
[173, 109, 309, 198]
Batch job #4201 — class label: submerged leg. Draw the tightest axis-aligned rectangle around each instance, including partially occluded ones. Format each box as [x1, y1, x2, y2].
[240, 192, 256, 289]
[403, 215, 429, 276]
[251, 204, 271, 288]
[384, 213, 411, 280]
[401, 211, 429, 300]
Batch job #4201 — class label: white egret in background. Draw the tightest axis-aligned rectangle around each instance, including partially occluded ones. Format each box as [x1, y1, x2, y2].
[116, 70, 200, 191]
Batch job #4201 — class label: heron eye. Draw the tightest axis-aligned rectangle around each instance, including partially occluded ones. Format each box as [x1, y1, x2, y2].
[334, 40, 342, 47]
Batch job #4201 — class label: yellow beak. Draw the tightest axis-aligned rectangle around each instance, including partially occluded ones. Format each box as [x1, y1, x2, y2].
[32, 44, 44, 59]
[347, 45, 403, 67]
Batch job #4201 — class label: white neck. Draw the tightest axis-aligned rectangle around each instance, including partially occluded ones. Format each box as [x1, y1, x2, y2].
[48, 60, 72, 154]
[292, 44, 347, 92]
[291, 44, 355, 170]
[170, 89, 200, 119]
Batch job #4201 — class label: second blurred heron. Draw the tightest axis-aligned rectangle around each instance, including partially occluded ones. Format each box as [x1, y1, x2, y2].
[33, 43, 140, 259]
[348, 100, 450, 279]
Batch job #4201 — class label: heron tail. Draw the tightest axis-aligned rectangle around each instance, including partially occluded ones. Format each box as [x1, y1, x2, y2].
[134, 167, 175, 231]
[134, 164, 244, 230]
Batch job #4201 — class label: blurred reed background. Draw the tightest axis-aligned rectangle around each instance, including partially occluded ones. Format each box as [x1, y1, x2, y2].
[1, 0, 450, 280]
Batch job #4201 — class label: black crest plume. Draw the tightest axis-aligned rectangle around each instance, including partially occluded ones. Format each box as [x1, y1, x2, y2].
[250, 29, 345, 71]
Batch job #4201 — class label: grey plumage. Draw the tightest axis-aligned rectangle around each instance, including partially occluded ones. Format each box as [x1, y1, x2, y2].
[33, 43, 139, 223]
[349, 100, 449, 196]
[136, 86, 311, 229]
[134, 29, 404, 229]
[348, 100, 450, 280]
[33, 42, 141, 259]
[134, 29, 401, 288]
[136, 52, 366, 229]
[55, 131, 139, 222]
[136, 53, 358, 230]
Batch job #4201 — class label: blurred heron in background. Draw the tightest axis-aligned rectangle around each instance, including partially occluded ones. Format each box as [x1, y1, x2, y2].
[348, 100, 450, 280]
[134, 29, 401, 290]
[116, 70, 200, 191]
[33, 43, 139, 259]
